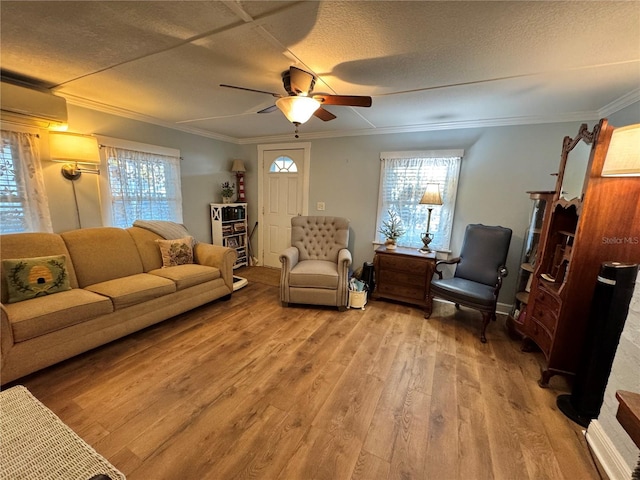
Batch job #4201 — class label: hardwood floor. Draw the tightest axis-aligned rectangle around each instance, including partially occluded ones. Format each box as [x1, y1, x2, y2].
[13, 281, 602, 479]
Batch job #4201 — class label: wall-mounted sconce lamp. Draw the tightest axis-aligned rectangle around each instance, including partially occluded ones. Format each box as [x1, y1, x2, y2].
[49, 132, 100, 180]
[419, 183, 443, 253]
[601, 123, 640, 177]
[231, 159, 246, 202]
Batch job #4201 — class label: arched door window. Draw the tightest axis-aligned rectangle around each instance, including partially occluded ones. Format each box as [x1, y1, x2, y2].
[269, 156, 298, 173]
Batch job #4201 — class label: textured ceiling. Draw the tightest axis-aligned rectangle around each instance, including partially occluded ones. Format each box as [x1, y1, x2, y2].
[1, 1, 639, 142]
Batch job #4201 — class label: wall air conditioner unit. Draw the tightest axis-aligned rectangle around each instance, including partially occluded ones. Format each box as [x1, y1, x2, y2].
[1, 81, 68, 130]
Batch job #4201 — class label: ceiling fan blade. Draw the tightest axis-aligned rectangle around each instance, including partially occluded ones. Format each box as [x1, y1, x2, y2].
[313, 107, 337, 122]
[313, 94, 372, 107]
[220, 84, 281, 97]
[257, 105, 278, 114]
[287, 66, 316, 95]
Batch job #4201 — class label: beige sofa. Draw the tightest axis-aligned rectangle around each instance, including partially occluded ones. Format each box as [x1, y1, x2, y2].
[0, 226, 236, 384]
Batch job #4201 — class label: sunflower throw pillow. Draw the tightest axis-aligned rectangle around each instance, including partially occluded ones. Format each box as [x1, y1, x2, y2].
[3, 255, 71, 303]
[157, 236, 194, 267]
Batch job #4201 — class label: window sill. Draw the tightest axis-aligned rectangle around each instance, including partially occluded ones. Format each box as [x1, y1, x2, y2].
[371, 241, 451, 258]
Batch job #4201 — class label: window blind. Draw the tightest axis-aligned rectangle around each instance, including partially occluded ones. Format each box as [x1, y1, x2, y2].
[377, 151, 462, 251]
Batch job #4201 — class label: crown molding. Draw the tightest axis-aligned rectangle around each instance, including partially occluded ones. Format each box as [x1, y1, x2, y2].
[61, 89, 638, 146]
[61, 93, 240, 144]
[599, 88, 640, 118]
[236, 111, 600, 144]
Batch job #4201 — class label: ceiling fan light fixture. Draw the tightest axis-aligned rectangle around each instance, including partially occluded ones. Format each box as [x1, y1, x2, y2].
[276, 96, 321, 125]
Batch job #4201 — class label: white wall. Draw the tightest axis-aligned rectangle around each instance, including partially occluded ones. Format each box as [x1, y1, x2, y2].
[587, 102, 640, 478]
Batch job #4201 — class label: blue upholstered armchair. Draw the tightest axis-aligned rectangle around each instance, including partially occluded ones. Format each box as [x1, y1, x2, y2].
[427, 224, 512, 342]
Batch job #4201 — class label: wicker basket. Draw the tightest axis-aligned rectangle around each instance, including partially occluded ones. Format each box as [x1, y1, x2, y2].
[348, 290, 367, 310]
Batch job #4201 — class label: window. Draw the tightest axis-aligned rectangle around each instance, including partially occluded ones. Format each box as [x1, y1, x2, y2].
[376, 150, 463, 251]
[101, 144, 182, 228]
[269, 156, 298, 173]
[0, 130, 52, 233]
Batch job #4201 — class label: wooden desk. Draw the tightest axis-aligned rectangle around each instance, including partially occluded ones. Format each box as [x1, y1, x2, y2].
[372, 246, 436, 314]
[615, 390, 640, 448]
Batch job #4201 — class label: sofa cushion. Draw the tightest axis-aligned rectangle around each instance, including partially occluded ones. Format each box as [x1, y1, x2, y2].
[126, 227, 164, 271]
[61, 228, 144, 288]
[430, 277, 496, 307]
[156, 236, 194, 267]
[6, 289, 114, 342]
[289, 260, 339, 289]
[85, 273, 176, 309]
[2, 255, 72, 303]
[1, 233, 79, 303]
[149, 264, 220, 290]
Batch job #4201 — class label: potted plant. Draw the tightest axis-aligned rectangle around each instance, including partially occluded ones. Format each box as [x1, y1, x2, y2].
[378, 209, 405, 250]
[221, 181, 235, 203]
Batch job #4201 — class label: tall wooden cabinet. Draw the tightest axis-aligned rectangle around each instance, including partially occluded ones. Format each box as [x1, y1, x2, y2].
[507, 191, 555, 337]
[524, 119, 640, 387]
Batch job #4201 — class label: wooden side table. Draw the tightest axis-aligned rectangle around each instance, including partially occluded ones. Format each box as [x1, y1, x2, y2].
[615, 390, 640, 477]
[372, 246, 436, 315]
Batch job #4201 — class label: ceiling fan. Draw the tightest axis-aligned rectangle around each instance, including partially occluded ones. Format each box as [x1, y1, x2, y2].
[220, 66, 372, 136]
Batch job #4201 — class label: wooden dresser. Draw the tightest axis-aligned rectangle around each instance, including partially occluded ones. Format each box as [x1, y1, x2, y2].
[526, 281, 561, 360]
[372, 246, 436, 314]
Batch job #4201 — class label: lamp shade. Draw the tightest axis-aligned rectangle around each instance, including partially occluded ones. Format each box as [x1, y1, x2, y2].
[420, 184, 443, 205]
[231, 159, 246, 173]
[275, 96, 320, 124]
[49, 132, 100, 164]
[601, 124, 640, 177]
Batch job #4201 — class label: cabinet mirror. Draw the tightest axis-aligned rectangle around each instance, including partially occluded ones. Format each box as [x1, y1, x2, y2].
[556, 123, 597, 204]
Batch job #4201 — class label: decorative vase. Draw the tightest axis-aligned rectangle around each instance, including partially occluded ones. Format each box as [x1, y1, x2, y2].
[384, 239, 397, 250]
[222, 196, 232, 204]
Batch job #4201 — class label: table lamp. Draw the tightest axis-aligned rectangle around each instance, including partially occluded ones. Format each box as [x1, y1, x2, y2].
[601, 124, 640, 177]
[419, 183, 442, 252]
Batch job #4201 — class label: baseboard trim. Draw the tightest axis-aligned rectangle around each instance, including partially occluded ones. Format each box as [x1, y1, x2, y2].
[585, 420, 632, 480]
[432, 299, 512, 316]
[496, 301, 511, 315]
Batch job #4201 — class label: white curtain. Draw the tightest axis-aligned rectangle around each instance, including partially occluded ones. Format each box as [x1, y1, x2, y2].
[103, 146, 183, 228]
[0, 130, 52, 233]
[377, 151, 462, 251]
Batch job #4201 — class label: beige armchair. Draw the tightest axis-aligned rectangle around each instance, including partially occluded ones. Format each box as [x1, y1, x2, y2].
[279, 216, 352, 311]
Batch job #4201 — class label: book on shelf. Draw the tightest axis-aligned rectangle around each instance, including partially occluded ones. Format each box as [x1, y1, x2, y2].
[525, 274, 533, 292]
[221, 206, 245, 221]
[528, 242, 538, 267]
